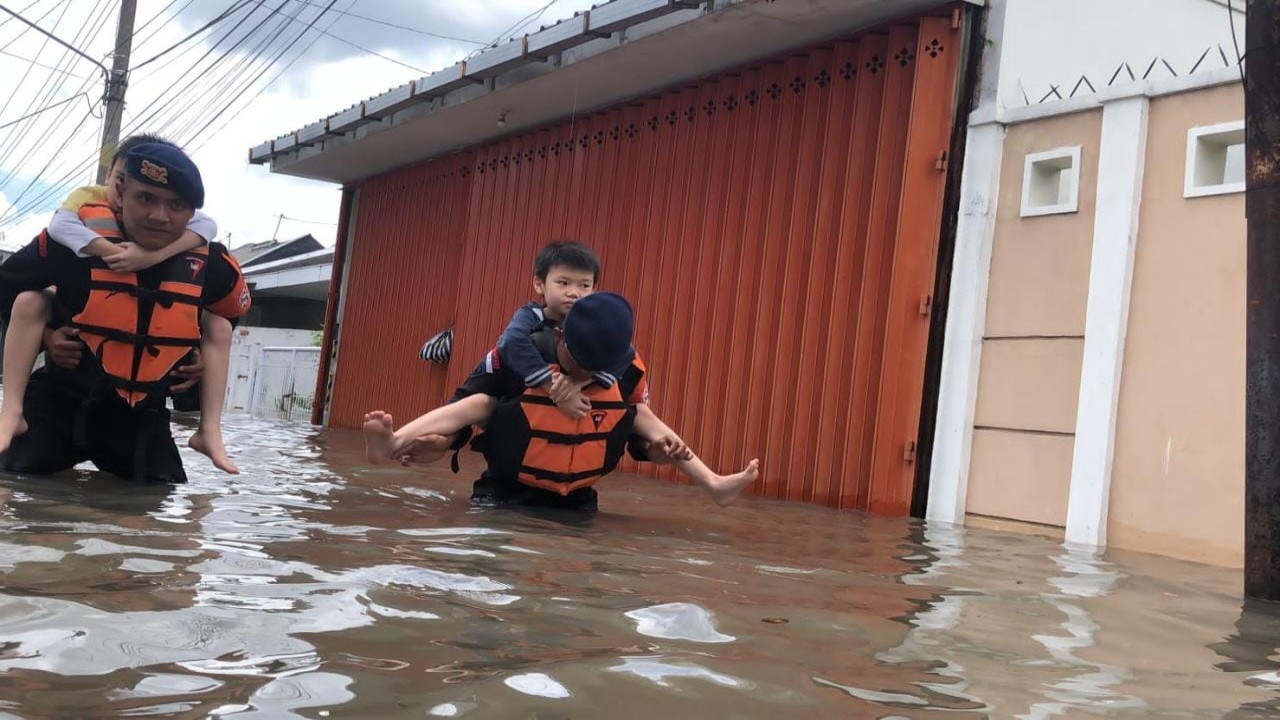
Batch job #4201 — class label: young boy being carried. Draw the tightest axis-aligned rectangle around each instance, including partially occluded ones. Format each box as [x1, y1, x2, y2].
[363, 242, 757, 507]
[0, 133, 240, 473]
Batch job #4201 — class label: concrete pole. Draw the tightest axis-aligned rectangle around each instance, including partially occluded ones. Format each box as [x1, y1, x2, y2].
[96, 0, 137, 184]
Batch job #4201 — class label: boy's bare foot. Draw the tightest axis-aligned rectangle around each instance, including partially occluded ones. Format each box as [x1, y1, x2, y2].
[363, 411, 397, 464]
[709, 458, 760, 507]
[0, 411, 29, 455]
[189, 429, 240, 474]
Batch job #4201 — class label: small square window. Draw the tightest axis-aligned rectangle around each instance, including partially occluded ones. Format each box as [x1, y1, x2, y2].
[1020, 146, 1081, 218]
[1185, 121, 1245, 198]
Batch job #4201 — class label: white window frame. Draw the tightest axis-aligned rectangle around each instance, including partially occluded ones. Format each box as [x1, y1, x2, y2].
[1020, 146, 1082, 218]
[1184, 120, 1246, 199]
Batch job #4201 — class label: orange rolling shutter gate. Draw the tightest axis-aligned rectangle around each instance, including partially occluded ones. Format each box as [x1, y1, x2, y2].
[327, 10, 968, 515]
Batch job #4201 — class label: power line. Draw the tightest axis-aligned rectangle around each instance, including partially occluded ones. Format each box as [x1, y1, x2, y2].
[0, 105, 97, 222]
[118, 0, 289, 141]
[188, 0, 426, 80]
[0, 0, 325, 222]
[163, 0, 305, 141]
[0, 0, 81, 187]
[0, 0, 352, 228]
[132, 0, 185, 41]
[129, 0, 199, 61]
[0, 0, 45, 47]
[13, 0, 111, 118]
[507, 0, 565, 39]
[126, 1, 284, 137]
[0, 36, 108, 217]
[290, 0, 485, 45]
[278, 214, 336, 226]
[0, 1, 108, 77]
[0, 0, 111, 193]
[0, 55, 102, 195]
[131, 0, 254, 71]
[0, 123, 99, 222]
[1227, 0, 1246, 83]
[0, 118, 98, 219]
[0, 0, 72, 120]
[0, 90, 88, 130]
[264, 3, 427, 74]
[303, 24, 427, 74]
[189, 0, 354, 155]
[127, 0, 253, 85]
[467, 0, 561, 60]
[0, 0, 114, 212]
[0, 46, 90, 78]
[151, 0, 304, 141]
[180, 0, 341, 146]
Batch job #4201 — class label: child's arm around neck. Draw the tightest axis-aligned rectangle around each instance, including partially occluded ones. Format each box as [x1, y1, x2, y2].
[46, 183, 213, 270]
[117, 209, 216, 268]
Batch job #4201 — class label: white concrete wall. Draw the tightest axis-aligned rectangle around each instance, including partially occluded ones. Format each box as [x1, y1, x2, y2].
[993, 0, 1243, 110]
[227, 326, 318, 413]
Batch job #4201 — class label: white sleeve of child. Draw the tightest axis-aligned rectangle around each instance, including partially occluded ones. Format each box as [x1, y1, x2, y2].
[187, 210, 217, 242]
[47, 208, 102, 257]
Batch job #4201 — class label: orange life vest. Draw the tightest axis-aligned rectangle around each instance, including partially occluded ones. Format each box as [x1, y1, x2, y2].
[484, 371, 637, 496]
[64, 202, 206, 406]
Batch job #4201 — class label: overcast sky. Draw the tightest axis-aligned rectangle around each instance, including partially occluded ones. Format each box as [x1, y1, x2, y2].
[0, 0, 599, 250]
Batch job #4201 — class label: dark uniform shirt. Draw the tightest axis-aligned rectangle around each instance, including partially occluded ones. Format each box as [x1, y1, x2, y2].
[453, 325, 651, 510]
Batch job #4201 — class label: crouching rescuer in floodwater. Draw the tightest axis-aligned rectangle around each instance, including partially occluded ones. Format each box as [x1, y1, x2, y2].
[364, 290, 759, 511]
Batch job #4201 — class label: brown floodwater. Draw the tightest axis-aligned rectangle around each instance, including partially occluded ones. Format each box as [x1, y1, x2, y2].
[1, 414, 1278, 719]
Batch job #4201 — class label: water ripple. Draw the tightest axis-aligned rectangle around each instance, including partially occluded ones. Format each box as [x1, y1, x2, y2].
[625, 603, 735, 643]
[0, 416, 1274, 718]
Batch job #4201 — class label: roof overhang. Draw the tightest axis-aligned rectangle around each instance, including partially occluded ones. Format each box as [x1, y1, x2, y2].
[242, 248, 333, 300]
[245, 265, 332, 300]
[252, 0, 980, 184]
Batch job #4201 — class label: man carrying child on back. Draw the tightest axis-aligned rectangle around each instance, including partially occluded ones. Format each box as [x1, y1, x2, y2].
[0, 143, 249, 483]
[363, 241, 758, 510]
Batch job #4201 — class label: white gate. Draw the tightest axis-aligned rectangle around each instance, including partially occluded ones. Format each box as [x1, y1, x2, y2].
[249, 347, 320, 422]
[226, 327, 317, 412]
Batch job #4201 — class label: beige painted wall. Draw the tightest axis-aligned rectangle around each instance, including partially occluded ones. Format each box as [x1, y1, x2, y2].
[1108, 84, 1245, 567]
[975, 338, 1084, 435]
[967, 111, 1102, 529]
[985, 110, 1102, 338]
[969, 429, 1074, 527]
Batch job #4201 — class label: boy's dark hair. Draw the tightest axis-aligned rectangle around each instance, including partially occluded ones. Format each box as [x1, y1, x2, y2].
[111, 133, 178, 166]
[534, 241, 600, 282]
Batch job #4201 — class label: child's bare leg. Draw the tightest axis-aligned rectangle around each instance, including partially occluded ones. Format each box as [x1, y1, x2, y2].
[363, 394, 496, 464]
[677, 453, 760, 507]
[187, 313, 238, 474]
[633, 404, 758, 506]
[0, 290, 53, 453]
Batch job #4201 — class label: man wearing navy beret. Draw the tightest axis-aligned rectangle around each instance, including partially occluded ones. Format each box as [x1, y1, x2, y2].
[0, 143, 251, 483]
[376, 291, 757, 511]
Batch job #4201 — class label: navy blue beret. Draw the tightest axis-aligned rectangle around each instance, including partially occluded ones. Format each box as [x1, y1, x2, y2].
[563, 292, 634, 373]
[125, 142, 205, 209]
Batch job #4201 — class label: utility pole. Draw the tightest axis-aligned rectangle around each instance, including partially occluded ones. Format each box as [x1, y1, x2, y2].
[1245, 0, 1280, 600]
[96, 0, 138, 184]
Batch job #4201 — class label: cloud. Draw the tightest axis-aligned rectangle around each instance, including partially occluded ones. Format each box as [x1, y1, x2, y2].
[169, 0, 600, 61]
[0, 0, 597, 250]
[0, 190, 53, 250]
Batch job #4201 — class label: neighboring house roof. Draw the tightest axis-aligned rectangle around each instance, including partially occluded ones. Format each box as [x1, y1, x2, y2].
[232, 234, 324, 268]
[241, 246, 334, 301]
[249, 0, 980, 183]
